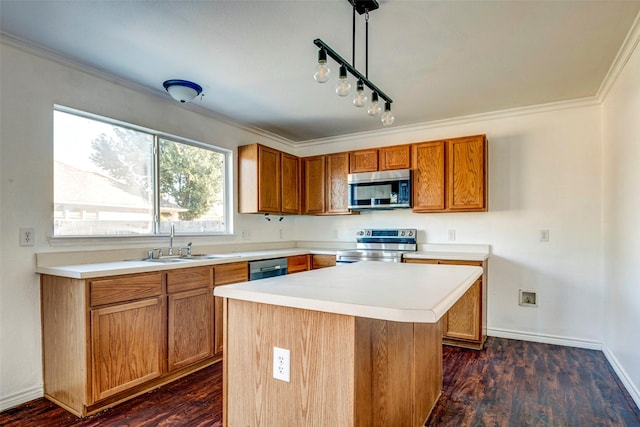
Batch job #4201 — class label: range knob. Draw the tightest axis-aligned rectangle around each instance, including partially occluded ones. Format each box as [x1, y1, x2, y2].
[408, 230, 414, 237]
[357, 230, 364, 236]
[400, 230, 406, 236]
[366, 230, 371, 236]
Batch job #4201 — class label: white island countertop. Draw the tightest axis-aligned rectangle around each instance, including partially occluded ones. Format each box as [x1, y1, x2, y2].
[214, 261, 483, 323]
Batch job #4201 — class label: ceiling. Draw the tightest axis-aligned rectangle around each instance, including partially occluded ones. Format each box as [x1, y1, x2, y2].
[1, 1, 638, 143]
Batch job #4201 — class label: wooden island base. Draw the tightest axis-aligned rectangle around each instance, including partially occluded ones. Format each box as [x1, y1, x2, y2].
[224, 299, 444, 427]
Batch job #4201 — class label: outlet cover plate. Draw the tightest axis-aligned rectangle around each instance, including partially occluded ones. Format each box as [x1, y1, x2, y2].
[19, 227, 35, 246]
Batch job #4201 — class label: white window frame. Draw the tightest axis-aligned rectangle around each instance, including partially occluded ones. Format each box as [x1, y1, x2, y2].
[52, 105, 233, 242]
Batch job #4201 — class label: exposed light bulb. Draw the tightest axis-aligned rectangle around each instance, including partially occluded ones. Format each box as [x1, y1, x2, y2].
[352, 80, 368, 107]
[367, 92, 381, 116]
[335, 65, 351, 97]
[381, 102, 395, 126]
[313, 49, 331, 83]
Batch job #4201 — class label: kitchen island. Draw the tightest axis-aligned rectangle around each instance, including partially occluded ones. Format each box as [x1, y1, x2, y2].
[214, 261, 483, 427]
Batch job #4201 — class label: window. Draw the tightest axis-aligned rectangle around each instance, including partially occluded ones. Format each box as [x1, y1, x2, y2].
[53, 107, 230, 237]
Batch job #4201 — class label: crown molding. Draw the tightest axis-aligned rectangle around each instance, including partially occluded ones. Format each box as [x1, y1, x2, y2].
[596, 10, 640, 102]
[0, 32, 294, 148]
[294, 96, 601, 147]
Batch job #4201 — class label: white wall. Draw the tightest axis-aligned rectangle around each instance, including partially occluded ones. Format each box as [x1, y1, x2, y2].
[0, 41, 295, 409]
[602, 37, 640, 405]
[295, 105, 605, 347]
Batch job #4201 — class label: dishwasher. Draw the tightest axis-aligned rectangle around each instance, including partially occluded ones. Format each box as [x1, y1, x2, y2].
[248, 257, 288, 280]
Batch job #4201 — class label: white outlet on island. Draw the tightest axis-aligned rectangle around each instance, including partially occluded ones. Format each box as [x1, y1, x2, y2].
[273, 346, 290, 382]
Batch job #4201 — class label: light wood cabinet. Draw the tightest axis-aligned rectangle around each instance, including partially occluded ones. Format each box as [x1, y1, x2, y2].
[350, 149, 378, 172]
[303, 153, 351, 215]
[312, 254, 336, 269]
[213, 262, 249, 355]
[403, 258, 487, 349]
[167, 267, 213, 372]
[379, 144, 411, 170]
[350, 145, 411, 173]
[447, 135, 487, 211]
[412, 135, 487, 212]
[326, 152, 350, 214]
[91, 297, 163, 402]
[42, 268, 221, 417]
[302, 155, 326, 214]
[238, 144, 300, 214]
[281, 152, 301, 214]
[287, 254, 310, 274]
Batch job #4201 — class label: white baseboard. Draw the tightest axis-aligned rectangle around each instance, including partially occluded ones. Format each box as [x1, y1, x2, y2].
[602, 343, 640, 410]
[487, 327, 602, 350]
[0, 386, 43, 412]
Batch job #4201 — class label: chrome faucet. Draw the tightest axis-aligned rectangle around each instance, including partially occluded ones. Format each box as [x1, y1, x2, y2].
[168, 223, 175, 256]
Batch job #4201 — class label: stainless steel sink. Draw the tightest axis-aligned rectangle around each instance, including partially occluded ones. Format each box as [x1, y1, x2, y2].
[184, 254, 240, 260]
[143, 257, 188, 263]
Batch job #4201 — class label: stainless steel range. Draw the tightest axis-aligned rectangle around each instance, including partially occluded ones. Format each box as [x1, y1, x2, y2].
[336, 228, 417, 263]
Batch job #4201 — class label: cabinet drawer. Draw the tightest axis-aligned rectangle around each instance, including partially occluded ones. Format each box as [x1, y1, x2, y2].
[167, 266, 212, 294]
[287, 255, 310, 274]
[90, 273, 162, 307]
[214, 262, 249, 285]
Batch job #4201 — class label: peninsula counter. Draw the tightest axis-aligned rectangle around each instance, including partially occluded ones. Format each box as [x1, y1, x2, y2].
[214, 262, 483, 426]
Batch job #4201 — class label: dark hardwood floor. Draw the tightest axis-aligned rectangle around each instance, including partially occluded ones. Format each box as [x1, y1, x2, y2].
[2, 337, 638, 426]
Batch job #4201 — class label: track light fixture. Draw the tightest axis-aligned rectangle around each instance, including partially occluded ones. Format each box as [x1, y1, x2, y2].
[313, 0, 394, 126]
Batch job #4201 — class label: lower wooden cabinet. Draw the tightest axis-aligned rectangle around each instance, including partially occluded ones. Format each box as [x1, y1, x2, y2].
[41, 267, 219, 417]
[213, 262, 249, 356]
[91, 297, 163, 402]
[287, 254, 310, 274]
[403, 258, 487, 349]
[168, 288, 213, 371]
[312, 254, 336, 269]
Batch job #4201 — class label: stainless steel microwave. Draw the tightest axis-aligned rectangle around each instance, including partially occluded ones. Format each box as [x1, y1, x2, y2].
[347, 169, 411, 210]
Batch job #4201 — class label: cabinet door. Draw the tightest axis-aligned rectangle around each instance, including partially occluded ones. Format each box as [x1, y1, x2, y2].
[213, 262, 250, 356]
[412, 141, 446, 212]
[91, 297, 163, 402]
[312, 254, 336, 269]
[168, 288, 213, 371]
[447, 135, 487, 211]
[281, 152, 300, 214]
[350, 149, 378, 172]
[213, 289, 224, 355]
[303, 156, 326, 214]
[443, 279, 481, 341]
[287, 254, 310, 274]
[257, 145, 281, 213]
[379, 145, 410, 170]
[326, 152, 349, 214]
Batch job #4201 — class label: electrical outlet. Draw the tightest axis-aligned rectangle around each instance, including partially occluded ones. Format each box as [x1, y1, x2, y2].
[279, 228, 283, 239]
[273, 346, 290, 382]
[448, 229, 456, 241]
[19, 227, 35, 247]
[241, 230, 250, 240]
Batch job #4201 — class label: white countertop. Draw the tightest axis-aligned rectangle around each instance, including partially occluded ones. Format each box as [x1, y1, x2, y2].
[35, 248, 325, 279]
[404, 251, 489, 261]
[214, 262, 483, 324]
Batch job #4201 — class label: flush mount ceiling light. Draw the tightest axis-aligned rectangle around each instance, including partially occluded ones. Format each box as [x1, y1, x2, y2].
[313, 0, 394, 126]
[162, 79, 203, 103]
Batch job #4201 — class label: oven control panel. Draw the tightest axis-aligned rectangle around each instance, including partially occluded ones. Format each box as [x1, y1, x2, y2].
[356, 229, 416, 238]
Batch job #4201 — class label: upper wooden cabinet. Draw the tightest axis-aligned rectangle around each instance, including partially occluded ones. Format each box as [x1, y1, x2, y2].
[349, 145, 411, 173]
[350, 149, 378, 172]
[412, 135, 487, 212]
[281, 152, 301, 214]
[326, 152, 350, 214]
[302, 155, 326, 214]
[303, 153, 350, 215]
[379, 144, 411, 171]
[238, 144, 300, 214]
